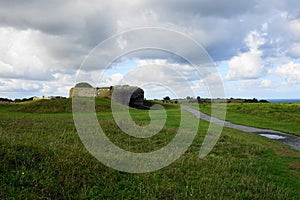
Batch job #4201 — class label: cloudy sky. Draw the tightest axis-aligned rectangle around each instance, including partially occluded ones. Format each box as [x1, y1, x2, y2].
[0, 0, 299, 99]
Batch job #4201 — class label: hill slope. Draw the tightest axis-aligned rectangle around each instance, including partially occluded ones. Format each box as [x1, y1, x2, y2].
[12, 98, 112, 113]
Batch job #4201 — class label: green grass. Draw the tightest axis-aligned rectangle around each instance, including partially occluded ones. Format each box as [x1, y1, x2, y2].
[0, 99, 300, 199]
[192, 103, 300, 136]
[144, 100, 180, 110]
[11, 97, 113, 113]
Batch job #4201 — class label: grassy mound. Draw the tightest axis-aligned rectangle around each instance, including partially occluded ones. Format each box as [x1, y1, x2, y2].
[12, 98, 112, 113]
[11, 98, 180, 114]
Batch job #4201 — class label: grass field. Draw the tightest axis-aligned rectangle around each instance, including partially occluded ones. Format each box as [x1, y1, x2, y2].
[193, 103, 300, 136]
[1, 99, 300, 199]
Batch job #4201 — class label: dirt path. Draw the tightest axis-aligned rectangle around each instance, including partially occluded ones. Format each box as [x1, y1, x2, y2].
[182, 106, 300, 151]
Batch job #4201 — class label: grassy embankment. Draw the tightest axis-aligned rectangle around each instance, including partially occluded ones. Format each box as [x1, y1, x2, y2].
[0, 98, 299, 199]
[192, 103, 300, 136]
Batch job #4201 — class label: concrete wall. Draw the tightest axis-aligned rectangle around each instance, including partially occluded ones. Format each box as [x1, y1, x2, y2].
[96, 87, 111, 98]
[69, 84, 144, 107]
[69, 87, 96, 98]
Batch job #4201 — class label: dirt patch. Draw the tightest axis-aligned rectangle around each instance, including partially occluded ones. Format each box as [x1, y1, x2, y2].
[0, 101, 15, 105]
[289, 162, 300, 169]
[276, 151, 300, 157]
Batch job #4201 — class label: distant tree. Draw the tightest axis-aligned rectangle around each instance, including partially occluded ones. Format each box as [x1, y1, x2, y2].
[259, 99, 269, 103]
[0, 97, 13, 102]
[52, 96, 67, 99]
[18, 97, 34, 102]
[163, 96, 170, 101]
[197, 96, 201, 103]
[186, 96, 191, 100]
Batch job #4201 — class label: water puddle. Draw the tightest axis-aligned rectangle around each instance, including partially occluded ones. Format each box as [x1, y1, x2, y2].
[183, 107, 300, 151]
[259, 134, 287, 140]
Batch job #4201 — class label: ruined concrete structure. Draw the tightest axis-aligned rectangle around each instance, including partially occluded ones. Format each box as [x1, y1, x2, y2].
[112, 85, 144, 108]
[96, 86, 112, 98]
[69, 82, 95, 98]
[69, 83, 145, 108]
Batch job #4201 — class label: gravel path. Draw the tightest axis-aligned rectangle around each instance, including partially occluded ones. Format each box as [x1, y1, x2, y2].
[182, 106, 300, 151]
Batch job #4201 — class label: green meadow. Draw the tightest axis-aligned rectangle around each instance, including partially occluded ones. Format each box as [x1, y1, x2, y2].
[194, 103, 300, 136]
[1, 99, 300, 199]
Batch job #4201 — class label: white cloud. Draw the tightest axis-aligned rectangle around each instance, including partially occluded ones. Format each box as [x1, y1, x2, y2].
[40, 83, 52, 95]
[226, 51, 264, 80]
[288, 44, 300, 58]
[96, 73, 124, 86]
[260, 79, 272, 88]
[0, 27, 48, 79]
[275, 62, 300, 84]
[123, 59, 205, 85]
[226, 31, 265, 80]
[102, 59, 223, 98]
[0, 71, 77, 99]
[108, 60, 197, 98]
[110, 73, 124, 84]
[0, 79, 41, 93]
[0, 60, 14, 74]
[0, 27, 81, 80]
[246, 31, 266, 49]
[288, 19, 300, 41]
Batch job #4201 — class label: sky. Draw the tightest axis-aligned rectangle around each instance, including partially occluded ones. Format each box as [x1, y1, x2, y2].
[0, 0, 300, 100]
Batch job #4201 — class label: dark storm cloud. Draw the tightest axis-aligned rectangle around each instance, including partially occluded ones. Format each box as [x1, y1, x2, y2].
[124, 0, 265, 61]
[0, 1, 281, 61]
[0, 0, 73, 34]
[0, 0, 118, 46]
[145, 0, 259, 18]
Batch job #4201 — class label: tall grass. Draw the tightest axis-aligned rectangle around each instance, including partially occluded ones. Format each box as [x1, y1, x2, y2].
[0, 99, 299, 199]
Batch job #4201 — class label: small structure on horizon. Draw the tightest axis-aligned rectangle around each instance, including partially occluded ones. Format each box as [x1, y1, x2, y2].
[69, 83, 145, 108]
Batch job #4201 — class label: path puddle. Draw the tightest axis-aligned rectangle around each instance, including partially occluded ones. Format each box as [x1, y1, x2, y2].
[259, 134, 287, 140]
[183, 106, 300, 151]
[257, 132, 300, 151]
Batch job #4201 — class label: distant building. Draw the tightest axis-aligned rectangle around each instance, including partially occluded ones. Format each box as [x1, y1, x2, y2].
[33, 96, 66, 101]
[69, 83, 145, 108]
[69, 82, 95, 98]
[96, 86, 112, 98]
[33, 96, 51, 101]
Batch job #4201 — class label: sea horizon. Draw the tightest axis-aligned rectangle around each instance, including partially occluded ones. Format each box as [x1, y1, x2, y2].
[267, 99, 300, 103]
